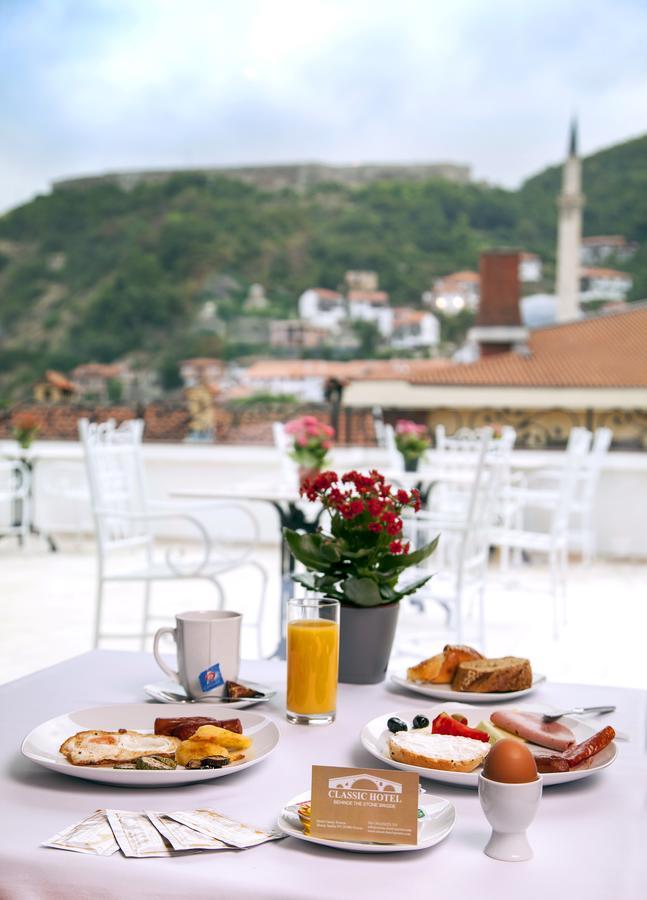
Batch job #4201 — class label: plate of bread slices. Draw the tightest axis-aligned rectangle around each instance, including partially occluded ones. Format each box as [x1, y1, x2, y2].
[360, 703, 617, 787]
[392, 644, 545, 702]
[21, 704, 279, 786]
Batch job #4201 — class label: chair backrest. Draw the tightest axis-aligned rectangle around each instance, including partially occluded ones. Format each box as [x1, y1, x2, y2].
[580, 427, 612, 508]
[383, 424, 401, 470]
[78, 418, 149, 552]
[372, 407, 386, 449]
[273, 421, 298, 484]
[552, 428, 593, 532]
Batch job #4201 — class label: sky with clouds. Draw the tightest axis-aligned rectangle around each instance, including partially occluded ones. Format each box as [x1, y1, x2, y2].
[1, 0, 646, 212]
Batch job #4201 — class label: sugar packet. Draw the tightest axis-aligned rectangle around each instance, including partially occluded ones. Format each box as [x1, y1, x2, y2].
[106, 809, 178, 858]
[43, 809, 119, 856]
[146, 812, 229, 852]
[167, 809, 283, 849]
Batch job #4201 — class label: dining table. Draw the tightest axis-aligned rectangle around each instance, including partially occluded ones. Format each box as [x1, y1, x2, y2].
[2, 649, 646, 899]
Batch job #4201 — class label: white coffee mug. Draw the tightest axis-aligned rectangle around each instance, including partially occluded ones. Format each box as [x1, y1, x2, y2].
[153, 610, 242, 700]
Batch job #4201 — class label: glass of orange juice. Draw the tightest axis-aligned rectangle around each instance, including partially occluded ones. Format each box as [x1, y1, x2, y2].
[286, 597, 339, 725]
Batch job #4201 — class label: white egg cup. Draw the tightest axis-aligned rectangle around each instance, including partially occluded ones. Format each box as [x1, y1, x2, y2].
[478, 773, 543, 862]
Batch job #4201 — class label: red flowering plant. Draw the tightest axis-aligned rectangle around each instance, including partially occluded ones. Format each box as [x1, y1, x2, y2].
[395, 419, 430, 463]
[284, 415, 334, 471]
[284, 470, 439, 608]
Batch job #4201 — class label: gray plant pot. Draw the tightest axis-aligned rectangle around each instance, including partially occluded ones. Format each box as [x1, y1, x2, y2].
[338, 602, 400, 684]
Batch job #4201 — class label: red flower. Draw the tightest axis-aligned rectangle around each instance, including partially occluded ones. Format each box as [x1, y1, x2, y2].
[396, 489, 409, 504]
[366, 497, 385, 517]
[368, 521, 382, 533]
[389, 540, 403, 554]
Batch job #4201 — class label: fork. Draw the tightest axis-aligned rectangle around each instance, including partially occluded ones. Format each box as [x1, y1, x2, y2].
[542, 705, 616, 723]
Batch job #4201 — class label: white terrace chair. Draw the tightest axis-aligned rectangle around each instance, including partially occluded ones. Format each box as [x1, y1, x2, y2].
[79, 418, 267, 653]
[0, 459, 30, 545]
[383, 423, 402, 471]
[401, 429, 496, 645]
[489, 427, 593, 636]
[517, 427, 613, 564]
[272, 421, 298, 487]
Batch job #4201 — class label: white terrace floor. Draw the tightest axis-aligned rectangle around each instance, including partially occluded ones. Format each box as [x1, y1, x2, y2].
[1, 537, 646, 691]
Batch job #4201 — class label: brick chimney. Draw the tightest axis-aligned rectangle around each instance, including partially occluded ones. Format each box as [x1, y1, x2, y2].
[469, 249, 528, 357]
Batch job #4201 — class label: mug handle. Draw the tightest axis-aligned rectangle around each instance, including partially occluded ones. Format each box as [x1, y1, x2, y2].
[153, 626, 179, 682]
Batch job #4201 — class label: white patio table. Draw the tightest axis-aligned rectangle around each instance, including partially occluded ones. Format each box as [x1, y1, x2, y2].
[1, 650, 645, 899]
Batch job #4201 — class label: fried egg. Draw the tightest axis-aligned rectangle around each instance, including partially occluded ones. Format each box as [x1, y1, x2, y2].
[59, 730, 180, 766]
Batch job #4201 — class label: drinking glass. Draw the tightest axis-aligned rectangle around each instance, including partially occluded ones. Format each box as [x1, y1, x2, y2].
[286, 597, 339, 725]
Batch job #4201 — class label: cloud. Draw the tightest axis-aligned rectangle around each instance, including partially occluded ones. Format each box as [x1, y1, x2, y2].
[0, 0, 645, 212]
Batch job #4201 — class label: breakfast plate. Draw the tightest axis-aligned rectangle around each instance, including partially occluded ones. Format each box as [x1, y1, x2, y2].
[22, 703, 279, 787]
[390, 671, 546, 703]
[143, 679, 276, 708]
[277, 790, 455, 853]
[360, 702, 617, 788]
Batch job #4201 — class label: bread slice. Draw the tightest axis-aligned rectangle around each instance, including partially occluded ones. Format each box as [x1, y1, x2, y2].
[389, 731, 490, 772]
[452, 656, 532, 693]
[407, 644, 483, 684]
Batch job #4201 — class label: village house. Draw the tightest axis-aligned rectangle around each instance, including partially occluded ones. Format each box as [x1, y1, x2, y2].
[32, 370, 77, 404]
[298, 287, 346, 331]
[580, 267, 633, 303]
[347, 290, 392, 336]
[269, 319, 329, 350]
[424, 271, 480, 315]
[179, 358, 225, 389]
[581, 235, 639, 265]
[390, 307, 440, 350]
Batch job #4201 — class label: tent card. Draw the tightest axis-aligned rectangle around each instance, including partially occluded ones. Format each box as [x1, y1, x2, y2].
[310, 766, 419, 845]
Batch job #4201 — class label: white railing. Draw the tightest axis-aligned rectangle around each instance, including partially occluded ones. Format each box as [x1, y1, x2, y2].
[4, 440, 647, 559]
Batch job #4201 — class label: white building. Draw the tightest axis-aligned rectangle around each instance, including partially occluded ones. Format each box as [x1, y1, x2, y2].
[347, 290, 393, 337]
[580, 268, 633, 303]
[581, 235, 638, 265]
[519, 252, 543, 283]
[345, 270, 378, 291]
[391, 308, 440, 350]
[425, 271, 480, 316]
[298, 288, 346, 331]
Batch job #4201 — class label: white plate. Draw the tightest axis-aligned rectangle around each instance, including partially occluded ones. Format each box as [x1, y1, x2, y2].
[391, 671, 546, 703]
[361, 702, 617, 788]
[143, 679, 276, 708]
[21, 703, 279, 787]
[277, 790, 455, 853]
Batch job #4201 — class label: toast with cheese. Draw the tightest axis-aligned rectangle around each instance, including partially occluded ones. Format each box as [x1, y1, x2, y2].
[389, 731, 490, 772]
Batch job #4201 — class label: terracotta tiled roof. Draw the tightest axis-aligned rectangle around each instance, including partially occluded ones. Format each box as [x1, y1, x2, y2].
[392, 307, 431, 325]
[407, 305, 647, 388]
[245, 358, 450, 382]
[441, 271, 480, 283]
[180, 358, 223, 367]
[582, 235, 626, 246]
[581, 267, 631, 280]
[312, 287, 343, 300]
[72, 363, 123, 379]
[348, 290, 389, 304]
[45, 370, 77, 392]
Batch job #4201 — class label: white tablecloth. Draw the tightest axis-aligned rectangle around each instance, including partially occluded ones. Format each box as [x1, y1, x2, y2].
[1, 651, 645, 899]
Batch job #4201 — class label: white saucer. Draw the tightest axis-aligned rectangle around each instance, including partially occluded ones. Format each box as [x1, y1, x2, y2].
[22, 703, 279, 787]
[361, 702, 617, 788]
[277, 790, 455, 853]
[391, 671, 546, 703]
[144, 679, 276, 708]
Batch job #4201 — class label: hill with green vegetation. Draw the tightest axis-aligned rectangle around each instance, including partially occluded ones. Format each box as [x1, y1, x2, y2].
[0, 133, 645, 401]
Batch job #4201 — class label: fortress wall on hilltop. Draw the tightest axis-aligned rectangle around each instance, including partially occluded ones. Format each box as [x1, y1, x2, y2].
[52, 162, 471, 193]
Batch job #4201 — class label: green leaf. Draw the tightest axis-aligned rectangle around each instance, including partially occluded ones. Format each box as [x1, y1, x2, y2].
[283, 530, 333, 572]
[399, 534, 440, 567]
[394, 574, 433, 599]
[341, 576, 384, 607]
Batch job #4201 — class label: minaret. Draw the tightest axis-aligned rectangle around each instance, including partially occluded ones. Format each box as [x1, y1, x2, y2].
[555, 119, 585, 322]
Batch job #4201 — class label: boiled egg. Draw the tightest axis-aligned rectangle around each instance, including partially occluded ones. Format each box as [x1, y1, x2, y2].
[482, 738, 538, 783]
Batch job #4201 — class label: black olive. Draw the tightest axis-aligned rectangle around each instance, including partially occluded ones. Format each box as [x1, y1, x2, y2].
[412, 715, 429, 730]
[387, 717, 408, 734]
